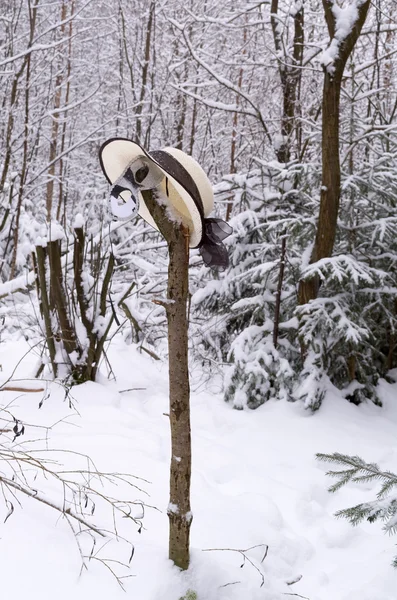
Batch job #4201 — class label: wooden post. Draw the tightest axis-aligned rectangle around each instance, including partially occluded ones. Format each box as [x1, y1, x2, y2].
[141, 190, 192, 570]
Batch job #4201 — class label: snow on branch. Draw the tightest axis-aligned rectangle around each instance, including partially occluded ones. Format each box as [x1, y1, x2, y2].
[297, 295, 370, 345]
[301, 254, 386, 286]
[320, 0, 371, 75]
[0, 271, 36, 300]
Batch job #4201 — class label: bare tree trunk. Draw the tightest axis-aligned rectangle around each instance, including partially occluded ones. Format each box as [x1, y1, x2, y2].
[48, 239, 80, 358]
[0, 1, 39, 270]
[175, 62, 188, 150]
[188, 94, 198, 157]
[273, 235, 286, 349]
[56, 0, 75, 223]
[46, 0, 68, 220]
[35, 245, 57, 377]
[135, 0, 155, 143]
[141, 189, 192, 570]
[270, 0, 304, 164]
[10, 0, 39, 278]
[226, 24, 247, 221]
[165, 225, 191, 569]
[10, 44, 32, 278]
[268, 3, 304, 344]
[298, 0, 371, 306]
[73, 226, 96, 378]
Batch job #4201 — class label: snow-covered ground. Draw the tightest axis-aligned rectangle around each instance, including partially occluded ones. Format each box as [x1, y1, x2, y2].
[0, 337, 396, 600]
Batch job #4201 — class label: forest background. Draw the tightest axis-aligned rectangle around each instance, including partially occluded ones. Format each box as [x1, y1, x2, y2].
[1, 0, 397, 414]
[1, 2, 397, 598]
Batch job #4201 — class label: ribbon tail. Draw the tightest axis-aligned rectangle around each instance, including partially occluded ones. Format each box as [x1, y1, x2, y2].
[198, 218, 233, 271]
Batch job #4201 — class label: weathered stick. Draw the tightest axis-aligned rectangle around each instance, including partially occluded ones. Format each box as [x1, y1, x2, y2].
[141, 190, 192, 570]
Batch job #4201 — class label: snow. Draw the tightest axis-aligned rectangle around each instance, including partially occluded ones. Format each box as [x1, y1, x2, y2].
[320, 2, 360, 74]
[168, 502, 180, 514]
[48, 221, 66, 242]
[0, 337, 396, 600]
[153, 297, 175, 305]
[73, 213, 85, 229]
[0, 270, 36, 298]
[93, 315, 108, 337]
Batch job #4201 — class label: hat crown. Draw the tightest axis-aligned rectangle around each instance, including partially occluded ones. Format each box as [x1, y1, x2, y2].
[162, 147, 214, 218]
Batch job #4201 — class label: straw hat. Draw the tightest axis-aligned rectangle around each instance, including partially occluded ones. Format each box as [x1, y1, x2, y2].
[99, 138, 217, 248]
[99, 138, 232, 268]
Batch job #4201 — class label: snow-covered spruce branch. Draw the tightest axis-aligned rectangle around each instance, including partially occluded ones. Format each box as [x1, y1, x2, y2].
[296, 295, 370, 346]
[301, 254, 387, 286]
[316, 452, 397, 566]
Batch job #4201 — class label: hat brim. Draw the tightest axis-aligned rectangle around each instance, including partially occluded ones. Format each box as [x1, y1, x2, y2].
[99, 138, 205, 248]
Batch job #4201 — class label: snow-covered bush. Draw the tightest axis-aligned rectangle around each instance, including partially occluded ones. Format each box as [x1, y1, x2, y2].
[192, 162, 317, 409]
[193, 142, 397, 411]
[224, 327, 294, 409]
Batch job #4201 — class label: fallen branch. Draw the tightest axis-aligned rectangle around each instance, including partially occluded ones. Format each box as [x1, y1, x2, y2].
[0, 475, 105, 537]
[0, 386, 45, 393]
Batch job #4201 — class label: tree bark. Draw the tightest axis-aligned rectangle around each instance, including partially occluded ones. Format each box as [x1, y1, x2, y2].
[273, 235, 286, 349]
[48, 239, 80, 358]
[135, 0, 155, 143]
[298, 66, 341, 303]
[298, 0, 371, 306]
[35, 245, 57, 377]
[73, 226, 96, 379]
[141, 189, 192, 570]
[270, 0, 304, 164]
[45, 0, 68, 220]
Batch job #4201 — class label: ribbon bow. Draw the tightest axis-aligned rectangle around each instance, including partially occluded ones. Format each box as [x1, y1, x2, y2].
[198, 218, 233, 271]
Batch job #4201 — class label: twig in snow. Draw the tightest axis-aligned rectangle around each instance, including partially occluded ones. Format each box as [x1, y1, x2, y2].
[202, 544, 269, 587]
[219, 581, 241, 588]
[286, 575, 303, 586]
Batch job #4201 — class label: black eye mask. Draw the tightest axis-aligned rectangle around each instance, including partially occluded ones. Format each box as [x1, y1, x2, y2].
[109, 159, 164, 221]
[109, 167, 140, 221]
